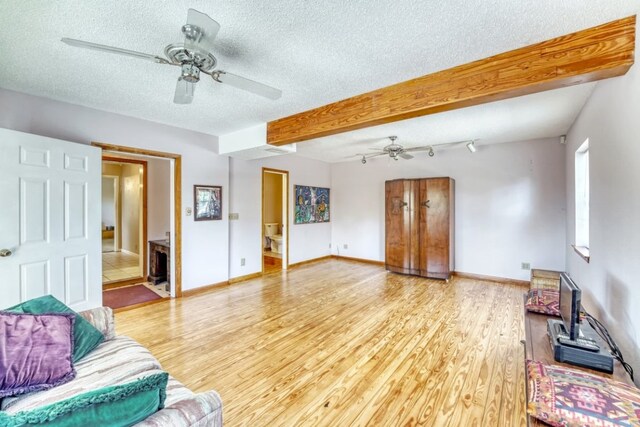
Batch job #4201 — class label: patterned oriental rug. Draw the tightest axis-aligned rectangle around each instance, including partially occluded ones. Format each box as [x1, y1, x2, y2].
[103, 284, 162, 309]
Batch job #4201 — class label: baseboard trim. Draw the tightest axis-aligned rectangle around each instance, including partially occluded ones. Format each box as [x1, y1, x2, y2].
[229, 272, 263, 284]
[331, 255, 385, 266]
[288, 255, 333, 269]
[182, 280, 230, 297]
[453, 271, 530, 287]
[119, 249, 139, 256]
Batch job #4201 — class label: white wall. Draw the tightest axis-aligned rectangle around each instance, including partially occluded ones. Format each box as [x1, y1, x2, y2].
[331, 137, 567, 280]
[101, 177, 116, 229]
[147, 157, 171, 242]
[229, 155, 332, 278]
[0, 88, 228, 291]
[121, 163, 141, 255]
[564, 39, 640, 384]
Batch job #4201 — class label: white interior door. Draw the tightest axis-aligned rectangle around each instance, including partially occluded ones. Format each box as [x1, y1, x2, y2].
[0, 128, 102, 311]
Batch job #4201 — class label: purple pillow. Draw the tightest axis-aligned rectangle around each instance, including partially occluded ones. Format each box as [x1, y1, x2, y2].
[0, 311, 76, 398]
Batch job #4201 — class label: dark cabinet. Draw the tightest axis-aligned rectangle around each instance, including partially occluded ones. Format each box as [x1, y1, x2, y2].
[385, 177, 454, 280]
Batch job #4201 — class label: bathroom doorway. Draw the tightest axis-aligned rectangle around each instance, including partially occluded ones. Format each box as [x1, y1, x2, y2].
[262, 168, 289, 273]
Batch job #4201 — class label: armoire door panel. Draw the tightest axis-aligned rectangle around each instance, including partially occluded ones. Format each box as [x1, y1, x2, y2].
[418, 179, 429, 273]
[408, 180, 420, 273]
[424, 178, 450, 277]
[385, 180, 411, 273]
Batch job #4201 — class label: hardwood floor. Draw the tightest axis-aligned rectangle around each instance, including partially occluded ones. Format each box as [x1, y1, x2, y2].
[115, 259, 527, 426]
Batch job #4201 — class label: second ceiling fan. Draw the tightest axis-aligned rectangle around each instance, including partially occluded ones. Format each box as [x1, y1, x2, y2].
[357, 136, 476, 164]
[61, 9, 282, 104]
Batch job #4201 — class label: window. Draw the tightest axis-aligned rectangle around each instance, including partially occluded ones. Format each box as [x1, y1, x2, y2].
[574, 139, 589, 260]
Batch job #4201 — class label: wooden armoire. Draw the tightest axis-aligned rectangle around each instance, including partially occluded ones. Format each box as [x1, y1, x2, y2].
[385, 177, 454, 280]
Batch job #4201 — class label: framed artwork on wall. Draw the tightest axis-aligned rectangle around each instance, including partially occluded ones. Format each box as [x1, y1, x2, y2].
[194, 185, 222, 221]
[294, 185, 330, 224]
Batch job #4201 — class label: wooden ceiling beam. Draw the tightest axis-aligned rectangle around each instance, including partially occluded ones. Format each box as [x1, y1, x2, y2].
[267, 16, 636, 146]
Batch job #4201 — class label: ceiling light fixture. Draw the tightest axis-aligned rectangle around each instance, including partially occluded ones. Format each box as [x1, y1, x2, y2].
[466, 141, 477, 153]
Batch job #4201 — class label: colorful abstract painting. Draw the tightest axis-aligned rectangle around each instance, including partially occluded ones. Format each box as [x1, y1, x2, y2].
[294, 185, 330, 224]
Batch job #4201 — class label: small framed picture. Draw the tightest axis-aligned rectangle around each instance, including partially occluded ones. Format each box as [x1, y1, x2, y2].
[194, 185, 222, 221]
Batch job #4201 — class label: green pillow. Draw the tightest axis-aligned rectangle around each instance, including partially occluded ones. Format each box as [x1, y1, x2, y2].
[0, 372, 168, 427]
[7, 295, 104, 362]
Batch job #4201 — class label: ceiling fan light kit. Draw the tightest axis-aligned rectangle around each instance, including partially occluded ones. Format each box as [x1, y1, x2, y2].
[61, 9, 282, 104]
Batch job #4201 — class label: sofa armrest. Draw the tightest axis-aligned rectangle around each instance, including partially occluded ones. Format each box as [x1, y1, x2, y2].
[79, 306, 116, 341]
[135, 391, 223, 427]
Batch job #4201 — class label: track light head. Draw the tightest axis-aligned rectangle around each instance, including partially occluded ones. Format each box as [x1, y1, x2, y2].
[428, 148, 435, 157]
[361, 156, 367, 164]
[466, 141, 477, 153]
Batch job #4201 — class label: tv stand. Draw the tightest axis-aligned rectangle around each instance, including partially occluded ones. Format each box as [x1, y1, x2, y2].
[523, 296, 634, 427]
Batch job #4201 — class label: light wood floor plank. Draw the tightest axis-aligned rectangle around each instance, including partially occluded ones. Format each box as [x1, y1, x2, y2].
[115, 259, 527, 426]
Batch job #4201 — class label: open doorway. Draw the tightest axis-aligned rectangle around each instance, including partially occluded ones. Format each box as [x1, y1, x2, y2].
[93, 142, 182, 306]
[100, 151, 175, 310]
[101, 156, 147, 287]
[262, 168, 289, 273]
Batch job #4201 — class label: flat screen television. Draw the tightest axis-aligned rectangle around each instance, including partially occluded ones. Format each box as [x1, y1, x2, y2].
[559, 272, 582, 340]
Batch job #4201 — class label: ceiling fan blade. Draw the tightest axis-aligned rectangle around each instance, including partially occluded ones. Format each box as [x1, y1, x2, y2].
[61, 38, 167, 63]
[399, 152, 414, 160]
[173, 77, 195, 104]
[212, 70, 282, 100]
[183, 9, 220, 54]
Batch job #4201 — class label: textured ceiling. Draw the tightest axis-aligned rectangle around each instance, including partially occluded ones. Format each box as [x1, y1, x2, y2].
[0, 1, 637, 145]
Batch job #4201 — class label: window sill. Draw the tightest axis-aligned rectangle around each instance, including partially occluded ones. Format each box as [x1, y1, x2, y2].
[572, 245, 590, 263]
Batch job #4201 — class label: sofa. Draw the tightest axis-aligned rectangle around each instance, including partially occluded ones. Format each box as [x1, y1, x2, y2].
[1, 306, 223, 426]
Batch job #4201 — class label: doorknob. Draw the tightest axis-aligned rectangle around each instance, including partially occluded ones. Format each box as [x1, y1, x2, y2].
[0, 249, 12, 257]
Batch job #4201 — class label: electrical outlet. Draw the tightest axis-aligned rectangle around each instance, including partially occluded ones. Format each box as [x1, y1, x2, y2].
[521, 262, 530, 270]
[241, 258, 246, 266]
[343, 244, 348, 250]
[229, 213, 239, 220]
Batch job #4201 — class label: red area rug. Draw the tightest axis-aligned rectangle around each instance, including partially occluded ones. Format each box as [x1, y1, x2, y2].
[103, 284, 162, 309]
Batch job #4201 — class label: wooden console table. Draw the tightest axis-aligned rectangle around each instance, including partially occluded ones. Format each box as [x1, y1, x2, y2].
[523, 301, 635, 426]
[148, 240, 170, 289]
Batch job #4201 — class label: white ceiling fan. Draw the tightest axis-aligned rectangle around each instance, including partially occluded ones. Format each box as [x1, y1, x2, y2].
[356, 136, 476, 164]
[61, 9, 282, 104]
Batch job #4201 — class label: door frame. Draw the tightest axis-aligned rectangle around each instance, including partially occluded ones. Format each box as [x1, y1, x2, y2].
[92, 142, 183, 297]
[102, 155, 148, 288]
[261, 167, 289, 272]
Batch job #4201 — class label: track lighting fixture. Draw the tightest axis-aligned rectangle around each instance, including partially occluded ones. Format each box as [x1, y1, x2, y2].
[428, 148, 435, 157]
[361, 155, 367, 164]
[466, 141, 477, 153]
